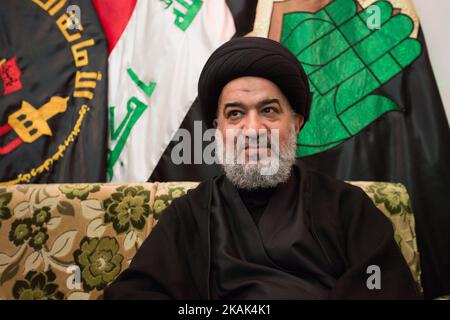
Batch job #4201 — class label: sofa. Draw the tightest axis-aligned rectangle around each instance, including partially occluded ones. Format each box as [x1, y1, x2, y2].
[0, 181, 422, 300]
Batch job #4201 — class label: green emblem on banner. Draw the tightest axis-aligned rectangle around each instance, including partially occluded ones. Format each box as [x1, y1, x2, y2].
[280, 0, 422, 156]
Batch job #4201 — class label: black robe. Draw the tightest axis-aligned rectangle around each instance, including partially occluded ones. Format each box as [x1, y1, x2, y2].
[104, 162, 420, 299]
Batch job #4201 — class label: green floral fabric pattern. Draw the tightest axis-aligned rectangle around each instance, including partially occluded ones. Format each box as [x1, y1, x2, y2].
[59, 184, 100, 200]
[12, 269, 64, 300]
[103, 186, 151, 234]
[74, 236, 123, 291]
[0, 188, 13, 229]
[9, 218, 32, 246]
[153, 186, 188, 220]
[0, 181, 422, 299]
[368, 182, 412, 214]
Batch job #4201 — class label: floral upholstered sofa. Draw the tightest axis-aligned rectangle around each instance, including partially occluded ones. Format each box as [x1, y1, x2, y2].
[0, 181, 421, 300]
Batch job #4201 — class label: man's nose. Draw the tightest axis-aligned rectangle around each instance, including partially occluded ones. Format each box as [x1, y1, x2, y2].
[241, 110, 266, 132]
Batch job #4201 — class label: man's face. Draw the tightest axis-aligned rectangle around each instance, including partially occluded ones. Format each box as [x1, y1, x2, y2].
[216, 76, 303, 161]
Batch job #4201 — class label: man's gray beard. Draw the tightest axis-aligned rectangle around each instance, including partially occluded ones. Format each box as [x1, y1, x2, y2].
[217, 124, 297, 190]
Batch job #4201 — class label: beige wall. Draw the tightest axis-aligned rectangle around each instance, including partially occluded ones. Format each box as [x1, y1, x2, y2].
[413, 0, 450, 125]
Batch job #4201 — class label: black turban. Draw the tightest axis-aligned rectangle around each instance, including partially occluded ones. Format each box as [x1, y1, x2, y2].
[198, 36, 312, 128]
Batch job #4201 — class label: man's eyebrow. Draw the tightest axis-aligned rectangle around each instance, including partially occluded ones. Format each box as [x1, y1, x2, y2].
[223, 99, 281, 109]
[256, 98, 280, 108]
[224, 102, 245, 108]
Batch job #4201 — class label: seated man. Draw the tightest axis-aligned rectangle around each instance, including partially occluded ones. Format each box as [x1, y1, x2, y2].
[104, 37, 420, 300]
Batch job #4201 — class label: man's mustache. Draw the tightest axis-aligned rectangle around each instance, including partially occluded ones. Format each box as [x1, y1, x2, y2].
[215, 128, 282, 159]
[234, 134, 276, 154]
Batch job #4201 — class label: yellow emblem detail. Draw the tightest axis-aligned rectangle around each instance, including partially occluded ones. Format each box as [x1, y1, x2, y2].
[8, 96, 69, 143]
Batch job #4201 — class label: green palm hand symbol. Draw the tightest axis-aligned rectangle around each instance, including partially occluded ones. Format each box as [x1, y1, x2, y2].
[280, 0, 422, 157]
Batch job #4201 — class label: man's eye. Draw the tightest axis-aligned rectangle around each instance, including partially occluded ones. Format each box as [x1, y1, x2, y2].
[262, 107, 277, 114]
[227, 110, 242, 118]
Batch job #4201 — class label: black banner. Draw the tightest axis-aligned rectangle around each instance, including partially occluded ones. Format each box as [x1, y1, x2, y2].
[0, 0, 108, 184]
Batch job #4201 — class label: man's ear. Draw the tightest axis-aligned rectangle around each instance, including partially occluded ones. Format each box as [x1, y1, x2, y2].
[213, 118, 218, 128]
[294, 114, 304, 134]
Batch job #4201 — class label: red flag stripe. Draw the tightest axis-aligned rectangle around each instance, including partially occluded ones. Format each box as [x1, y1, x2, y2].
[92, 0, 137, 53]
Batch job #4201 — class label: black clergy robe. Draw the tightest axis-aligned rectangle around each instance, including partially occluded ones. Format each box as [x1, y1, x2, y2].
[104, 162, 420, 300]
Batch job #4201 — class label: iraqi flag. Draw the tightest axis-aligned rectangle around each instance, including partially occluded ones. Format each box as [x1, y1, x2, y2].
[149, 0, 450, 299]
[0, 0, 108, 184]
[93, 0, 235, 182]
